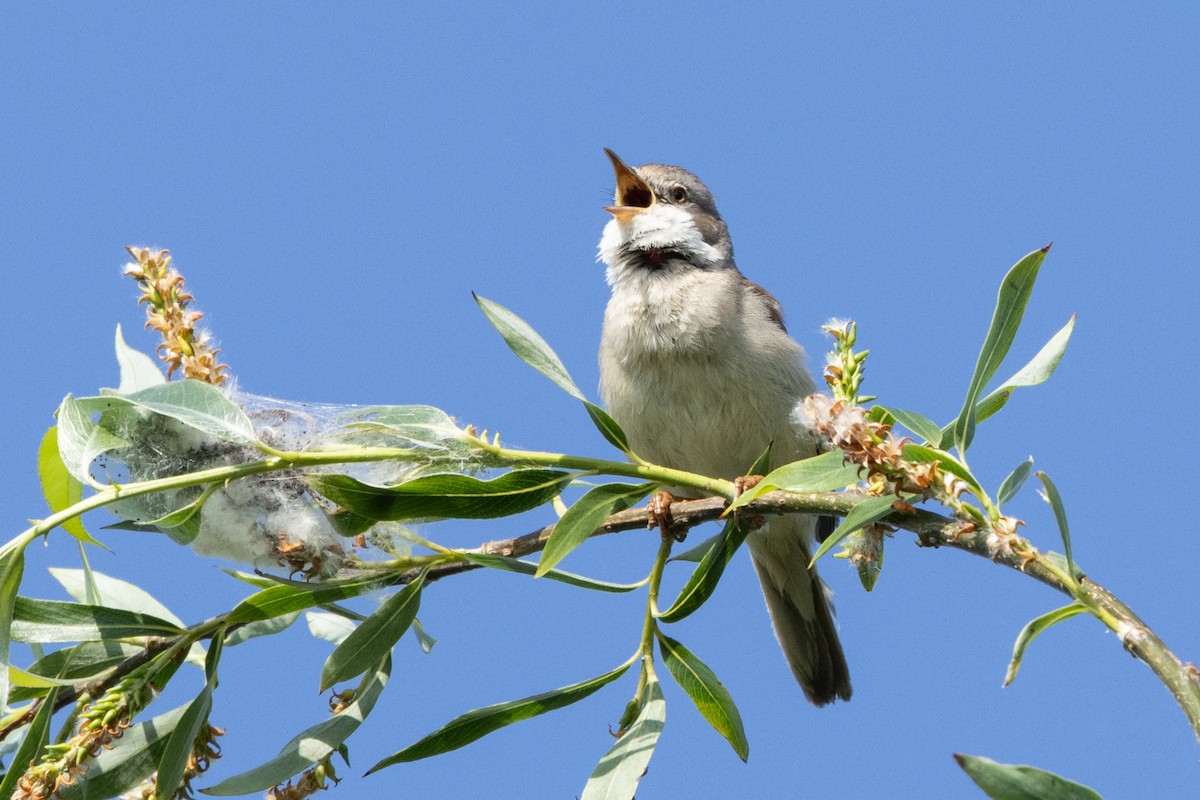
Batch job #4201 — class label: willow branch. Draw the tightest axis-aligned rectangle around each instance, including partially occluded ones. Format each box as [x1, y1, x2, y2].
[7, 489, 1197, 748]
[418, 489, 1200, 740]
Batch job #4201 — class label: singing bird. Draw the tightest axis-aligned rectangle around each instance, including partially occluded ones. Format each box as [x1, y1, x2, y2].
[596, 149, 851, 705]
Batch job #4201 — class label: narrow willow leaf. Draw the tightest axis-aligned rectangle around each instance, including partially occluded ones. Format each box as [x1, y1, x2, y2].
[902, 444, 984, 493]
[940, 314, 1077, 448]
[727, 450, 859, 512]
[321, 571, 425, 691]
[10, 597, 184, 643]
[156, 634, 223, 799]
[657, 517, 751, 623]
[57, 703, 190, 800]
[955, 753, 1103, 800]
[538, 482, 655, 576]
[218, 613, 298, 648]
[474, 294, 586, 400]
[1004, 603, 1088, 687]
[306, 610, 359, 646]
[204, 656, 392, 795]
[114, 323, 166, 393]
[658, 634, 747, 761]
[37, 427, 100, 545]
[9, 642, 141, 703]
[873, 406, 942, 445]
[810, 496, 897, 564]
[0, 539, 30, 711]
[368, 656, 636, 771]
[120, 380, 259, 444]
[952, 247, 1049, 453]
[580, 676, 666, 800]
[462, 552, 644, 593]
[226, 576, 385, 624]
[1035, 471, 1077, 586]
[585, 401, 632, 453]
[412, 617, 437, 654]
[976, 313, 1077, 425]
[997, 458, 1035, 506]
[308, 469, 574, 521]
[55, 393, 130, 484]
[143, 483, 218, 532]
[0, 686, 58, 799]
[8, 664, 84, 688]
[50, 568, 185, 626]
[668, 530, 722, 564]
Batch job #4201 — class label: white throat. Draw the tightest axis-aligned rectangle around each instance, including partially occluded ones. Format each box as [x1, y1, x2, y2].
[597, 203, 724, 286]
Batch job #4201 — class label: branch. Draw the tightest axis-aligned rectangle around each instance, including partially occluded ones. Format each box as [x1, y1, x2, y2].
[8, 490, 1198, 750]
[419, 489, 1200, 740]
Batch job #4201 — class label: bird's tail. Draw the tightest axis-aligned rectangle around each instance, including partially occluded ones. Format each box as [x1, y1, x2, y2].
[746, 516, 852, 706]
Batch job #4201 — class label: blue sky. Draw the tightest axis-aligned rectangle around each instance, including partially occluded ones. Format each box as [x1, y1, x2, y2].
[3, 4, 1199, 797]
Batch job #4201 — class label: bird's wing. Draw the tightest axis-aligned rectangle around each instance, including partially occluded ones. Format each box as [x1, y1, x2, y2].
[741, 277, 788, 333]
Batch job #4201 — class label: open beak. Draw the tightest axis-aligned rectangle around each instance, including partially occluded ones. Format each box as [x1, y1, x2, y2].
[603, 148, 655, 222]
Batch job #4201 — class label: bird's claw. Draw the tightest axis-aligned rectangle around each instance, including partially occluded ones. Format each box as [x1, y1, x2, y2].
[648, 490, 686, 542]
[732, 474, 764, 499]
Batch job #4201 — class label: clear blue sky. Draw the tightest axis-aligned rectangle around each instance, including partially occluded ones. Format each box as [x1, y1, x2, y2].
[3, 4, 1199, 797]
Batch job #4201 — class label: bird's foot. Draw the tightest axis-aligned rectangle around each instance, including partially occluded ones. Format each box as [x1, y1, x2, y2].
[647, 490, 687, 542]
[732, 474, 764, 498]
[731, 475, 768, 529]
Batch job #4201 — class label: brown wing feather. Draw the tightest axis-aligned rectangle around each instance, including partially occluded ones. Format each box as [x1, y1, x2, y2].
[741, 277, 787, 333]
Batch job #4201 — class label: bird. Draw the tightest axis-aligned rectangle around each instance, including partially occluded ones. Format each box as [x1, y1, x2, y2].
[596, 149, 851, 706]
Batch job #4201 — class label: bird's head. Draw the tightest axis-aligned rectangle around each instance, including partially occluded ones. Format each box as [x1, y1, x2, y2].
[597, 149, 733, 277]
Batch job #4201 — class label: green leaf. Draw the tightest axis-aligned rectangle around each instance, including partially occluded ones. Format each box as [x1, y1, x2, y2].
[204, 655, 392, 795]
[955, 753, 1103, 800]
[55, 393, 130, 484]
[0, 538, 31, 711]
[143, 483, 218, 534]
[1003, 603, 1088, 687]
[10, 597, 184, 643]
[114, 323, 166, 393]
[461, 552, 644, 592]
[37, 426, 101, 545]
[306, 610, 359, 646]
[0, 686, 59, 800]
[952, 246, 1050, 454]
[538, 482, 655, 576]
[474, 294, 586, 400]
[580, 675, 666, 800]
[9, 641, 141, 702]
[997, 458, 1035, 506]
[321, 571, 425, 691]
[308, 469, 574, 522]
[50, 568, 185, 626]
[57, 703, 190, 800]
[412, 617, 437, 654]
[976, 313, 1077, 425]
[657, 516, 751, 623]
[585, 401, 633, 453]
[902, 443, 984, 494]
[1035, 471, 1077, 587]
[120, 380, 259, 444]
[940, 314, 1077, 448]
[658, 634, 747, 761]
[367, 655, 636, 771]
[727, 450, 860, 512]
[873, 406, 942, 445]
[223, 612, 300, 647]
[226, 576, 385, 625]
[155, 632, 224, 799]
[668, 530, 722, 563]
[810, 495, 897, 564]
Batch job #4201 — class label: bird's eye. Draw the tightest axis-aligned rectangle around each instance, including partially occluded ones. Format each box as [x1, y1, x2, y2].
[669, 186, 688, 204]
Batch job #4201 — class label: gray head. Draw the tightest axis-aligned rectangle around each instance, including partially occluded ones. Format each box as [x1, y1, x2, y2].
[598, 149, 734, 275]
